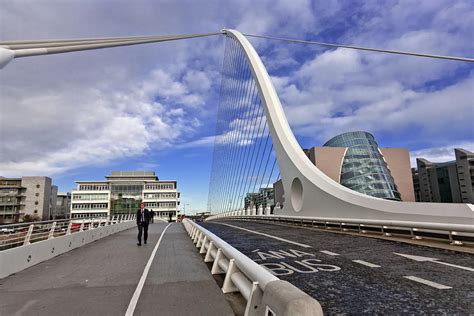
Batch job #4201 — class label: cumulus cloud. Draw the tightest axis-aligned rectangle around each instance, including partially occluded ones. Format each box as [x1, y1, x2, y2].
[0, 0, 472, 214]
[410, 142, 474, 167]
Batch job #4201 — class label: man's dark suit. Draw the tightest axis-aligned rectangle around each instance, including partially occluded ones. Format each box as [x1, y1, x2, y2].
[136, 208, 150, 245]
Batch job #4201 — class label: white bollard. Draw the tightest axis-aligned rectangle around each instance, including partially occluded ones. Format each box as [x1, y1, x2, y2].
[265, 206, 271, 216]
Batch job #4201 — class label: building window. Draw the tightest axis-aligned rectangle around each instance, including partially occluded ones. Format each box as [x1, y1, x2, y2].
[34, 210, 38, 213]
[35, 201, 39, 205]
[35, 193, 39, 197]
[36, 184, 40, 188]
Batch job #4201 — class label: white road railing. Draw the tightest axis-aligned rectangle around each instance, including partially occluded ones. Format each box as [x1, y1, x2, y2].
[0, 215, 136, 251]
[183, 218, 323, 316]
[0, 215, 137, 279]
[206, 213, 474, 245]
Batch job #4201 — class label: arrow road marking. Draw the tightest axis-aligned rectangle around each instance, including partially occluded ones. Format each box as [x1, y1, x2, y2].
[394, 252, 474, 272]
[403, 276, 452, 289]
[353, 260, 381, 268]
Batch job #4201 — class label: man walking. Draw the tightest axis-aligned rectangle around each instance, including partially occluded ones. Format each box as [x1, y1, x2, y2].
[136, 202, 150, 246]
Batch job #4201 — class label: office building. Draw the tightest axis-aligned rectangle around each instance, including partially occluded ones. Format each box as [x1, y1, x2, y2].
[414, 148, 473, 203]
[243, 187, 275, 210]
[0, 176, 58, 223]
[304, 131, 415, 201]
[54, 192, 71, 219]
[70, 171, 180, 220]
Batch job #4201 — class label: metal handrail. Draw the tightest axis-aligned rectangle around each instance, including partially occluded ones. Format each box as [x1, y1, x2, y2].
[207, 213, 474, 233]
[206, 213, 474, 245]
[0, 215, 136, 250]
[182, 219, 322, 315]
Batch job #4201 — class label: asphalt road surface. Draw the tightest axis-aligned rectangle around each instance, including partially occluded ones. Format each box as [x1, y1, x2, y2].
[201, 220, 474, 314]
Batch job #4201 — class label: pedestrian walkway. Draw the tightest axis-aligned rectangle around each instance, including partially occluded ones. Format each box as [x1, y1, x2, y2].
[0, 222, 233, 316]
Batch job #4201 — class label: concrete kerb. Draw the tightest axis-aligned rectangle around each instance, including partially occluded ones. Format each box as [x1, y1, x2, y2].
[0, 221, 135, 279]
[182, 219, 323, 316]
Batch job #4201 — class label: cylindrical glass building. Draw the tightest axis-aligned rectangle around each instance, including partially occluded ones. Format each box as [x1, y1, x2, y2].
[324, 131, 401, 200]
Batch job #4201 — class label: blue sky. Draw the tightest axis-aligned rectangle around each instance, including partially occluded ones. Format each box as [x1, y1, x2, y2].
[1, 0, 473, 213]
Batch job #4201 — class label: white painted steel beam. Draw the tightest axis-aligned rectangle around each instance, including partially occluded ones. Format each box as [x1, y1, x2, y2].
[223, 29, 473, 227]
[0, 32, 222, 69]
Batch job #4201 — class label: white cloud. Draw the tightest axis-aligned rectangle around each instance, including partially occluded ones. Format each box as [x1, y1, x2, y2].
[410, 142, 474, 167]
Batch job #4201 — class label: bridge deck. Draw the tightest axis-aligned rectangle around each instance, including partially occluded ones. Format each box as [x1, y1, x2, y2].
[201, 220, 474, 314]
[0, 222, 233, 316]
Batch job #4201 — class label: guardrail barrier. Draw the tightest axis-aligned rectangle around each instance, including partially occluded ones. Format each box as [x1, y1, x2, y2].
[183, 218, 323, 316]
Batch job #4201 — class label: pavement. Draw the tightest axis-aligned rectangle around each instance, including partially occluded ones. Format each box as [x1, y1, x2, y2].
[201, 220, 474, 314]
[0, 222, 233, 316]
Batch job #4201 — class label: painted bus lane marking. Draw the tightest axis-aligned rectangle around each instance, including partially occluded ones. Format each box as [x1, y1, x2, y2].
[250, 248, 341, 276]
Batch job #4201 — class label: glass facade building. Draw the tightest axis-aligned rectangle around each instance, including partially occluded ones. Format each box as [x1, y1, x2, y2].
[70, 171, 180, 219]
[324, 131, 401, 200]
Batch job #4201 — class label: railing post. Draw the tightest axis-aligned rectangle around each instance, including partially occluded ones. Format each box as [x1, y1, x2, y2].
[23, 224, 34, 245]
[66, 221, 72, 235]
[48, 222, 57, 239]
[222, 259, 239, 293]
[211, 248, 225, 274]
[197, 233, 204, 247]
[204, 241, 215, 262]
[80, 220, 85, 232]
[200, 236, 208, 254]
[245, 281, 263, 316]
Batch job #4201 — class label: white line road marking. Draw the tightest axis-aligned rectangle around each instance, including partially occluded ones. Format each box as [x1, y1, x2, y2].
[403, 276, 452, 290]
[125, 223, 172, 316]
[320, 250, 340, 256]
[394, 252, 474, 272]
[215, 223, 312, 248]
[353, 260, 381, 268]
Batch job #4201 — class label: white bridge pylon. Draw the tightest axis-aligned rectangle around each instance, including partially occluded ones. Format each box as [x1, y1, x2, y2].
[1, 30, 472, 228]
[223, 29, 473, 227]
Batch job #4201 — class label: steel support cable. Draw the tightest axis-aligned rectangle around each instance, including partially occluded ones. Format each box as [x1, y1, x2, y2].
[224, 61, 256, 212]
[219, 39, 258, 212]
[235, 95, 264, 212]
[240, 103, 267, 204]
[0, 33, 222, 45]
[249, 130, 272, 197]
[208, 38, 230, 212]
[216, 39, 243, 213]
[2, 36, 175, 50]
[258, 144, 276, 191]
[240, 121, 269, 211]
[264, 158, 279, 192]
[219, 39, 250, 213]
[231, 83, 262, 212]
[228, 82, 259, 212]
[243, 102, 266, 193]
[224, 76, 258, 212]
[7, 33, 223, 58]
[225, 54, 260, 213]
[221, 41, 250, 211]
[243, 33, 474, 62]
[231, 123, 268, 212]
[210, 38, 236, 213]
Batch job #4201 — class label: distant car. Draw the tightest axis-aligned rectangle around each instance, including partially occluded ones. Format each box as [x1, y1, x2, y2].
[1, 228, 15, 233]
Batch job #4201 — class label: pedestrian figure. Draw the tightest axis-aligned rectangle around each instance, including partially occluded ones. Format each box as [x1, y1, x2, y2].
[150, 210, 154, 223]
[136, 202, 150, 246]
